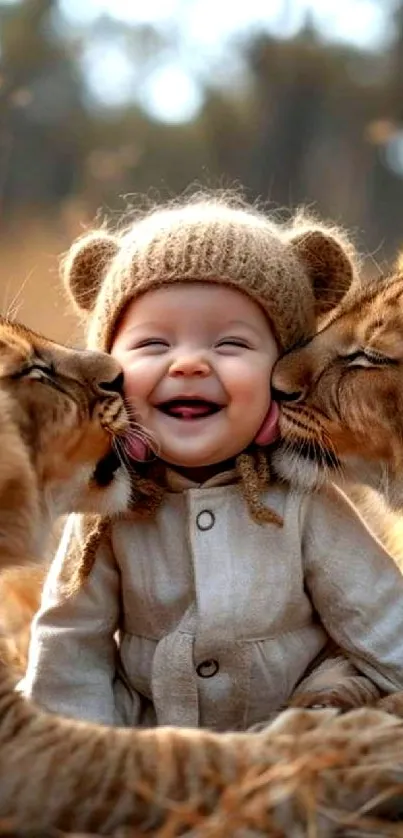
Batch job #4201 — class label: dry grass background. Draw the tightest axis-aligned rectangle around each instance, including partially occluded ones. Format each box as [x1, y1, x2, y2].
[0, 208, 87, 343]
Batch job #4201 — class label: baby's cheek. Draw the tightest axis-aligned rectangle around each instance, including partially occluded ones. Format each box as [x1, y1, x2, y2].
[242, 362, 271, 398]
[121, 359, 150, 397]
[238, 384, 271, 425]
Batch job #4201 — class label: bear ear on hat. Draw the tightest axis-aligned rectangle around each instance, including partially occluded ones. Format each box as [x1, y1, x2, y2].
[288, 224, 356, 317]
[62, 231, 119, 314]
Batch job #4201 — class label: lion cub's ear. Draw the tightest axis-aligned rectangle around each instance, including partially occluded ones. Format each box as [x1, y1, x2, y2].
[62, 231, 119, 315]
[288, 222, 357, 317]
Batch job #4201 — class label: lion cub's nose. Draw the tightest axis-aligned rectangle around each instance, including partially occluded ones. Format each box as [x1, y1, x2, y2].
[271, 385, 306, 403]
[272, 354, 310, 404]
[79, 350, 125, 394]
[99, 370, 124, 393]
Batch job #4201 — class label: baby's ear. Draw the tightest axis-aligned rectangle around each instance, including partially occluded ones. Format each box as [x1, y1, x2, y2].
[288, 222, 356, 316]
[62, 231, 119, 314]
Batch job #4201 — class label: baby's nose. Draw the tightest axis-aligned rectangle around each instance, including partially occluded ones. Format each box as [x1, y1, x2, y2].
[169, 353, 211, 377]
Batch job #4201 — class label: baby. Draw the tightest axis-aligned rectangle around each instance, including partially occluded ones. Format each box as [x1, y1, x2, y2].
[23, 195, 403, 729]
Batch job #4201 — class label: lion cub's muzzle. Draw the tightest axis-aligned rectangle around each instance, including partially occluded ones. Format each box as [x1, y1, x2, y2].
[81, 353, 128, 437]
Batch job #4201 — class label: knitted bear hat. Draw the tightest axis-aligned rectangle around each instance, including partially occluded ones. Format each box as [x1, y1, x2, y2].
[61, 195, 359, 591]
[62, 195, 358, 355]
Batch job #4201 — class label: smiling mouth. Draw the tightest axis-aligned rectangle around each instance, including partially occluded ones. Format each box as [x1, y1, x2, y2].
[156, 399, 224, 420]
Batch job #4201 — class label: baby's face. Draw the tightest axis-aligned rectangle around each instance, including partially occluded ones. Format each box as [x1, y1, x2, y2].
[111, 283, 278, 469]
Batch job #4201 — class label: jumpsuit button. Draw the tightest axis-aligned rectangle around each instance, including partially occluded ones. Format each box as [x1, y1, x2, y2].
[196, 510, 215, 531]
[196, 659, 219, 678]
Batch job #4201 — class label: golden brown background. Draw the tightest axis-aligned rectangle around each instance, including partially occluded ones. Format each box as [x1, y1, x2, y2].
[2, 0, 403, 343]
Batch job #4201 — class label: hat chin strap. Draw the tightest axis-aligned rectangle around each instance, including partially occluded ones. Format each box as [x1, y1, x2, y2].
[254, 402, 280, 446]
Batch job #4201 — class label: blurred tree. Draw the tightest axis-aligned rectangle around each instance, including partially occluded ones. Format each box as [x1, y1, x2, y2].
[0, 0, 86, 215]
[1, 0, 403, 266]
[364, 0, 403, 256]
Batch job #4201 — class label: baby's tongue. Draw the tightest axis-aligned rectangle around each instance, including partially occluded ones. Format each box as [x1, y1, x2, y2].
[124, 436, 149, 462]
[169, 401, 212, 419]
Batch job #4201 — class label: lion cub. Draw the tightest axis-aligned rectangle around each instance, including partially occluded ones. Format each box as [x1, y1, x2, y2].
[0, 316, 131, 674]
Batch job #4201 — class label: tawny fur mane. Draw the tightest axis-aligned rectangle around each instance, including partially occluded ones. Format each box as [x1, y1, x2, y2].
[0, 316, 403, 837]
